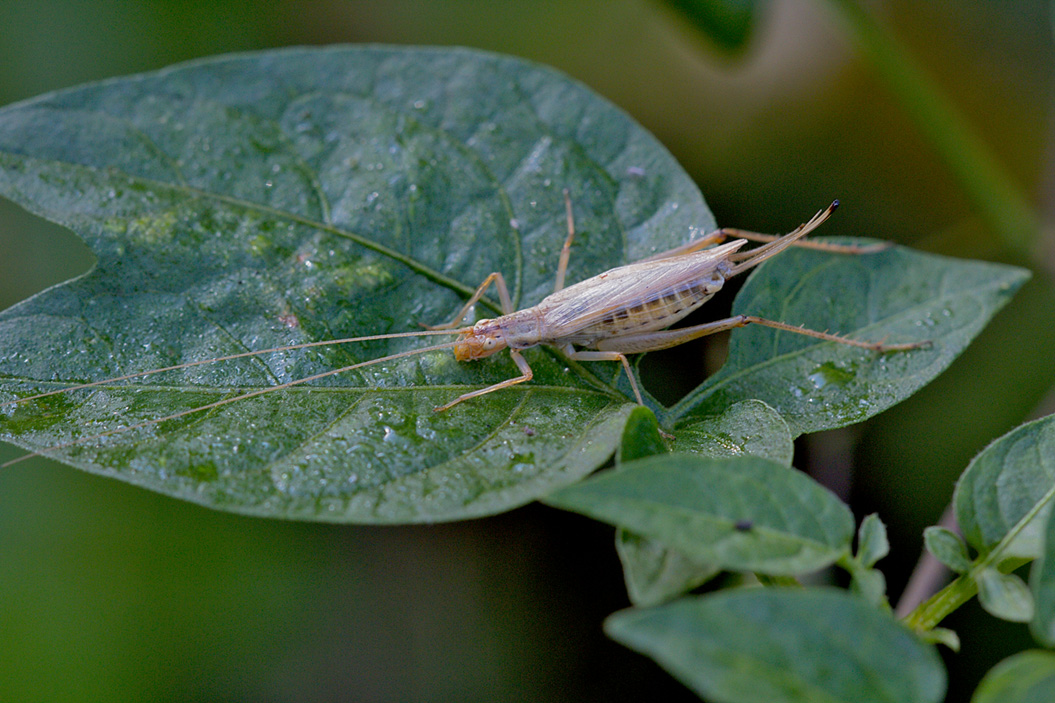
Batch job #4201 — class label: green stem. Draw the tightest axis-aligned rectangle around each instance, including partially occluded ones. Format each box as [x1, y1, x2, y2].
[904, 555, 1031, 630]
[755, 573, 800, 587]
[903, 572, 977, 631]
[821, 0, 1039, 255]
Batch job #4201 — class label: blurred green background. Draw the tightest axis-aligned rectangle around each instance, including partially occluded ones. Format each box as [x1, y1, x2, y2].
[0, 1, 1052, 701]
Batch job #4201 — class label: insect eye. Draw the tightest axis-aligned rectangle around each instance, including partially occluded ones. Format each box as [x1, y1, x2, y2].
[483, 337, 497, 350]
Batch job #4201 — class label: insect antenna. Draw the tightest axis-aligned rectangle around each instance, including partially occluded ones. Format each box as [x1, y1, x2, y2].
[0, 326, 472, 409]
[1, 335, 467, 469]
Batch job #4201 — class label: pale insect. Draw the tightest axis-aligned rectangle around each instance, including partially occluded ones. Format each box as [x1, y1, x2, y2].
[1, 196, 923, 467]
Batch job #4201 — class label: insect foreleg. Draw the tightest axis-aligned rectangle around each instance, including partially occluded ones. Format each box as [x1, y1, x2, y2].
[433, 349, 533, 412]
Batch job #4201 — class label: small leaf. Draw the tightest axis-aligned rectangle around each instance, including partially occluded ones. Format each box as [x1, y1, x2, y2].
[849, 565, 888, 607]
[670, 245, 1030, 437]
[924, 526, 972, 573]
[617, 406, 668, 464]
[1030, 501, 1055, 646]
[919, 627, 961, 652]
[615, 531, 720, 607]
[617, 400, 790, 605]
[547, 454, 855, 575]
[605, 588, 946, 703]
[976, 568, 1035, 622]
[670, 398, 793, 466]
[955, 414, 1055, 558]
[971, 650, 1055, 703]
[858, 513, 890, 567]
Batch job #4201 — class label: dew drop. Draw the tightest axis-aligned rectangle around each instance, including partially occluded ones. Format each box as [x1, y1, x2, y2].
[807, 362, 854, 390]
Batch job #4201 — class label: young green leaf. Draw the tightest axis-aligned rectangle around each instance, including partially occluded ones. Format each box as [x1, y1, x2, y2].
[971, 650, 1055, 703]
[848, 563, 888, 607]
[0, 46, 710, 523]
[615, 531, 721, 607]
[1030, 503, 1055, 646]
[669, 398, 794, 465]
[919, 627, 961, 652]
[606, 588, 946, 703]
[976, 568, 1034, 623]
[923, 526, 972, 574]
[617, 406, 668, 464]
[955, 414, 1055, 558]
[548, 453, 855, 575]
[857, 513, 890, 568]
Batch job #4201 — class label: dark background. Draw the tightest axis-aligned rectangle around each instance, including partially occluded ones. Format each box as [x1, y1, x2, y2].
[0, 2, 1052, 701]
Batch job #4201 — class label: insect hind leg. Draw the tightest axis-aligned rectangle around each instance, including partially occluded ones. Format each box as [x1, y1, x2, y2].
[594, 315, 928, 354]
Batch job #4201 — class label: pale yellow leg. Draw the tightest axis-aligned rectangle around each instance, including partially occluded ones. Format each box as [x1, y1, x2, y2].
[434, 349, 534, 412]
[644, 203, 887, 268]
[566, 348, 673, 438]
[426, 271, 515, 330]
[636, 231, 728, 263]
[565, 349, 644, 405]
[553, 190, 576, 293]
[722, 228, 890, 255]
[594, 315, 928, 354]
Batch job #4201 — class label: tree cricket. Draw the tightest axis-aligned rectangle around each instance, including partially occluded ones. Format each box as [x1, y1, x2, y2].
[0, 196, 924, 468]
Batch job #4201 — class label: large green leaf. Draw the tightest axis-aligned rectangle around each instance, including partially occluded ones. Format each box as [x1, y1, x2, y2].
[667, 243, 1029, 436]
[1031, 498, 1055, 645]
[547, 453, 854, 575]
[606, 588, 946, 703]
[955, 414, 1055, 558]
[0, 46, 710, 522]
[972, 651, 1055, 703]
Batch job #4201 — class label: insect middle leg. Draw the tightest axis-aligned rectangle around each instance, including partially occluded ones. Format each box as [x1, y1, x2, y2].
[564, 349, 644, 405]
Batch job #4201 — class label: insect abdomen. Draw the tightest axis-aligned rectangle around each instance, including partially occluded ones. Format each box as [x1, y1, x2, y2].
[575, 273, 725, 342]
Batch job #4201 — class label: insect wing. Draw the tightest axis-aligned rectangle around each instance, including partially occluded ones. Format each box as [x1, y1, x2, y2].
[537, 240, 744, 338]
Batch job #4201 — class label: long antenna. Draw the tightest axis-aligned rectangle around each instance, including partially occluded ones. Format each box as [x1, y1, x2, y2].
[2, 337, 464, 469]
[0, 326, 472, 409]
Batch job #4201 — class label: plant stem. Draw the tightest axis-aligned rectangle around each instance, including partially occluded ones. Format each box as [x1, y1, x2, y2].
[902, 572, 977, 631]
[895, 504, 956, 618]
[755, 573, 800, 587]
[821, 0, 1040, 256]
